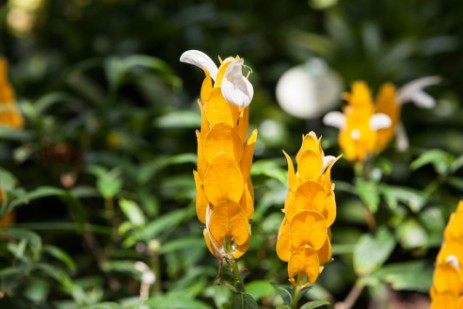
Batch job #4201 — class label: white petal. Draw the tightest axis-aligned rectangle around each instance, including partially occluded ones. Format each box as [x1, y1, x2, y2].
[180, 50, 219, 80]
[369, 113, 391, 130]
[221, 59, 254, 107]
[322, 155, 336, 173]
[408, 91, 435, 108]
[446, 254, 460, 271]
[395, 122, 409, 152]
[397, 76, 440, 107]
[323, 111, 346, 129]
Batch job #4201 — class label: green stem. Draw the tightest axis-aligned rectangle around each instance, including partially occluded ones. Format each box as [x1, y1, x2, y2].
[230, 257, 245, 293]
[105, 198, 114, 220]
[290, 275, 303, 309]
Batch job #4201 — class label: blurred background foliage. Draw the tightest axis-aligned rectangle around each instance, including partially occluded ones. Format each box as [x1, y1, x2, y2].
[1, 0, 463, 308]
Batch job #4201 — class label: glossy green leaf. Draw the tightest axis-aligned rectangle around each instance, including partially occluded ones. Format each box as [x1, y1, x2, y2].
[244, 280, 275, 301]
[119, 199, 146, 226]
[300, 300, 331, 309]
[355, 179, 379, 213]
[251, 160, 287, 185]
[81, 303, 123, 309]
[231, 293, 258, 309]
[410, 149, 453, 175]
[372, 260, 433, 292]
[43, 245, 77, 273]
[395, 218, 427, 249]
[145, 295, 211, 309]
[354, 227, 396, 276]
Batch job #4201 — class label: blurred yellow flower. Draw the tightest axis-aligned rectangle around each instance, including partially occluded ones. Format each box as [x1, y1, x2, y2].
[276, 132, 339, 287]
[181, 50, 257, 259]
[430, 200, 463, 308]
[324, 77, 439, 162]
[0, 57, 23, 129]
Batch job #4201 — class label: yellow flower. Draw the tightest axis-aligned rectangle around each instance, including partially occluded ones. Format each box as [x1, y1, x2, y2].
[181, 50, 257, 259]
[276, 132, 339, 287]
[0, 57, 23, 129]
[324, 77, 439, 161]
[430, 200, 463, 309]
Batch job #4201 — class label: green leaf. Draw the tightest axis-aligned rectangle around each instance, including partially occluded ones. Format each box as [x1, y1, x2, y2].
[300, 300, 331, 309]
[105, 55, 181, 92]
[231, 293, 258, 309]
[87, 165, 123, 200]
[395, 219, 427, 249]
[244, 280, 275, 301]
[145, 295, 211, 309]
[80, 303, 123, 309]
[372, 261, 433, 292]
[101, 261, 138, 275]
[410, 149, 453, 176]
[0, 126, 30, 141]
[119, 199, 146, 226]
[154, 110, 201, 128]
[251, 160, 288, 185]
[275, 286, 292, 305]
[450, 155, 463, 173]
[355, 179, 380, 213]
[8, 186, 67, 209]
[447, 177, 463, 190]
[43, 245, 77, 273]
[123, 208, 189, 247]
[378, 184, 426, 213]
[353, 227, 396, 276]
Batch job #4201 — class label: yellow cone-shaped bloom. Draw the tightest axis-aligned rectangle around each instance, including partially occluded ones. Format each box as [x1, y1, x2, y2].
[337, 82, 388, 162]
[181, 50, 256, 259]
[324, 78, 439, 161]
[430, 200, 463, 308]
[277, 132, 339, 287]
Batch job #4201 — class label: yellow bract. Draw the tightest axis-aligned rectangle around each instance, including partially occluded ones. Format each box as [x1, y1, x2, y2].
[276, 132, 339, 287]
[191, 53, 256, 259]
[430, 200, 463, 308]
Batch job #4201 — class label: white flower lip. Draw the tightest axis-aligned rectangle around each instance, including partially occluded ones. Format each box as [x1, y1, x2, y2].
[221, 59, 254, 107]
[180, 50, 254, 107]
[179, 50, 219, 80]
[370, 113, 391, 130]
[323, 111, 346, 129]
[397, 76, 441, 108]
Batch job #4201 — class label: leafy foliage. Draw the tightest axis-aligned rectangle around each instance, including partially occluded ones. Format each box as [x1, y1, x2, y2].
[1, 0, 463, 308]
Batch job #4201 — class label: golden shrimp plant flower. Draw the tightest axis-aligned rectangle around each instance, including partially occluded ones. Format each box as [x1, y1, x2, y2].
[180, 50, 257, 260]
[323, 77, 439, 162]
[430, 200, 463, 308]
[276, 132, 339, 287]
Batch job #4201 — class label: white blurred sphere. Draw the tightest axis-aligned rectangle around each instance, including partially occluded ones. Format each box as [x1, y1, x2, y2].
[276, 59, 342, 119]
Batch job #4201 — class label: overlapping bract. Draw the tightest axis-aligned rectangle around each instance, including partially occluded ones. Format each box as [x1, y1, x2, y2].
[183, 51, 257, 259]
[430, 200, 463, 308]
[276, 132, 338, 287]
